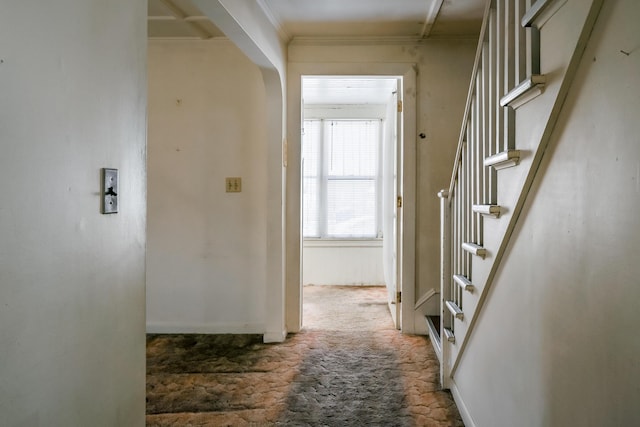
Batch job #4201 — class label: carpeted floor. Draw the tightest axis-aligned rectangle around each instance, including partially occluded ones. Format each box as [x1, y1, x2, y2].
[146, 285, 464, 426]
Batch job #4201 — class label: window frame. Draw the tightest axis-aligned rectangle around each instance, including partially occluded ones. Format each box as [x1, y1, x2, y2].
[302, 117, 383, 240]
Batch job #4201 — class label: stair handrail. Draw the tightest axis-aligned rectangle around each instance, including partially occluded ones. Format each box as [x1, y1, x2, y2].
[447, 0, 492, 197]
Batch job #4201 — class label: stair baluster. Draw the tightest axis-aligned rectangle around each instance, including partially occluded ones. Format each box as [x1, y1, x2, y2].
[435, 0, 545, 389]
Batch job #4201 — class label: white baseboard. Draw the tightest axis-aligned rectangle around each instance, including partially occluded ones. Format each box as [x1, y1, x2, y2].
[263, 329, 287, 343]
[146, 321, 264, 335]
[450, 381, 477, 427]
[413, 312, 429, 335]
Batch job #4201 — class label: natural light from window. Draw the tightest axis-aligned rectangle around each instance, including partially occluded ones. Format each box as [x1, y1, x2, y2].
[302, 119, 381, 239]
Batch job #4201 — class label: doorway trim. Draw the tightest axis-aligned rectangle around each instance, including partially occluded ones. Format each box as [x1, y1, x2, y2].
[286, 62, 417, 334]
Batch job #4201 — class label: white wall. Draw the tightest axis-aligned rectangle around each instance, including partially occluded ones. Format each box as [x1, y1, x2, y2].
[0, 1, 147, 425]
[303, 241, 384, 285]
[286, 40, 477, 332]
[193, 0, 288, 342]
[454, 0, 640, 425]
[147, 40, 268, 334]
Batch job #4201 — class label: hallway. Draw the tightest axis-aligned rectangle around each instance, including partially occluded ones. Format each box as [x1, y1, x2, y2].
[146, 286, 463, 426]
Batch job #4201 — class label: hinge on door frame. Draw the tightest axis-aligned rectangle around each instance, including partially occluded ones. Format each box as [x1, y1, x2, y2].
[397, 100, 403, 113]
[396, 291, 402, 304]
[397, 196, 403, 208]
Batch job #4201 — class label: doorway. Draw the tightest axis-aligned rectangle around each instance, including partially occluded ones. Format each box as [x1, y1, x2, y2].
[286, 64, 417, 335]
[300, 76, 402, 330]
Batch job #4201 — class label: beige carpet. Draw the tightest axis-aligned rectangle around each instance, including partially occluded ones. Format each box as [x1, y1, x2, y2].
[146, 285, 463, 426]
[302, 285, 396, 331]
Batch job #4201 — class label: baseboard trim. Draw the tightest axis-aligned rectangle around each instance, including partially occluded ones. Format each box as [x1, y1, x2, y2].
[450, 381, 477, 427]
[263, 330, 288, 343]
[146, 322, 265, 335]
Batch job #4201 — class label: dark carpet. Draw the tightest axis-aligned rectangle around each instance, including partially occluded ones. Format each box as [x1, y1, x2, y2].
[146, 286, 463, 426]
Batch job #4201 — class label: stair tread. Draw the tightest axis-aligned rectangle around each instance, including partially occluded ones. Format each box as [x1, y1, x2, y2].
[425, 315, 443, 360]
[453, 274, 471, 283]
[461, 242, 487, 258]
[500, 74, 546, 108]
[484, 149, 521, 170]
[472, 204, 501, 217]
[426, 315, 441, 336]
[443, 327, 456, 343]
[445, 300, 464, 320]
[453, 274, 475, 292]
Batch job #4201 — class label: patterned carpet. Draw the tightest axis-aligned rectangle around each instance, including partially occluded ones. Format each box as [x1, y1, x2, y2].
[146, 285, 463, 426]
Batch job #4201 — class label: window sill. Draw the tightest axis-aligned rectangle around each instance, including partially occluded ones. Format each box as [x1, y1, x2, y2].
[303, 238, 383, 248]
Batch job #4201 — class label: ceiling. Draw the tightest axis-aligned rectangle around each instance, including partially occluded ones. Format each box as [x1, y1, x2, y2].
[148, 0, 485, 40]
[303, 77, 398, 105]
[148, 0, 485, 105]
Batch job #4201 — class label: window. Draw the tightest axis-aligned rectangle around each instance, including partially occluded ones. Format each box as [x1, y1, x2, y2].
[302, 119, 381, 239]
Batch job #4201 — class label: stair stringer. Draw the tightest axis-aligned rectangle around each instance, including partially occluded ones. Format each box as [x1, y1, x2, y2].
[447, 0, 606, 378]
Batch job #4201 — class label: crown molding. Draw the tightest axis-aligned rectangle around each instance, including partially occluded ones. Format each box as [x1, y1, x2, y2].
[290, 36, 424, 46]
[289, 34, 477, 47]
[147, 36, 231, 43]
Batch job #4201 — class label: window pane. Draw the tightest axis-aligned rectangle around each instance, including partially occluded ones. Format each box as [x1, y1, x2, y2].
[327, 120, 378, 177]
[327, 179, 376, 238]
[302, 120, 322, 237]
[303, 177, 319, 237]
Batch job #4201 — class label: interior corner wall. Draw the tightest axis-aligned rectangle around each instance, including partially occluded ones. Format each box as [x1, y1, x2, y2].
[147, 40, 268, 334]
[453, 0, 640, 425]
[0, 1, 147, 425]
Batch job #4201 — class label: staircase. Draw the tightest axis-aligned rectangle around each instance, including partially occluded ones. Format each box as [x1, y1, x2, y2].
[427, 0, 605, 390]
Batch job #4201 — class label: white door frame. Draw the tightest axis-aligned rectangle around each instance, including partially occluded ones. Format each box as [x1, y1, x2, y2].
[285, 62, 417, 334]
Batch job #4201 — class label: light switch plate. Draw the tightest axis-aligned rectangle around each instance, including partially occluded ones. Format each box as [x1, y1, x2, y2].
[102, 168, 118, 214]
[226, 177, 242, 193]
